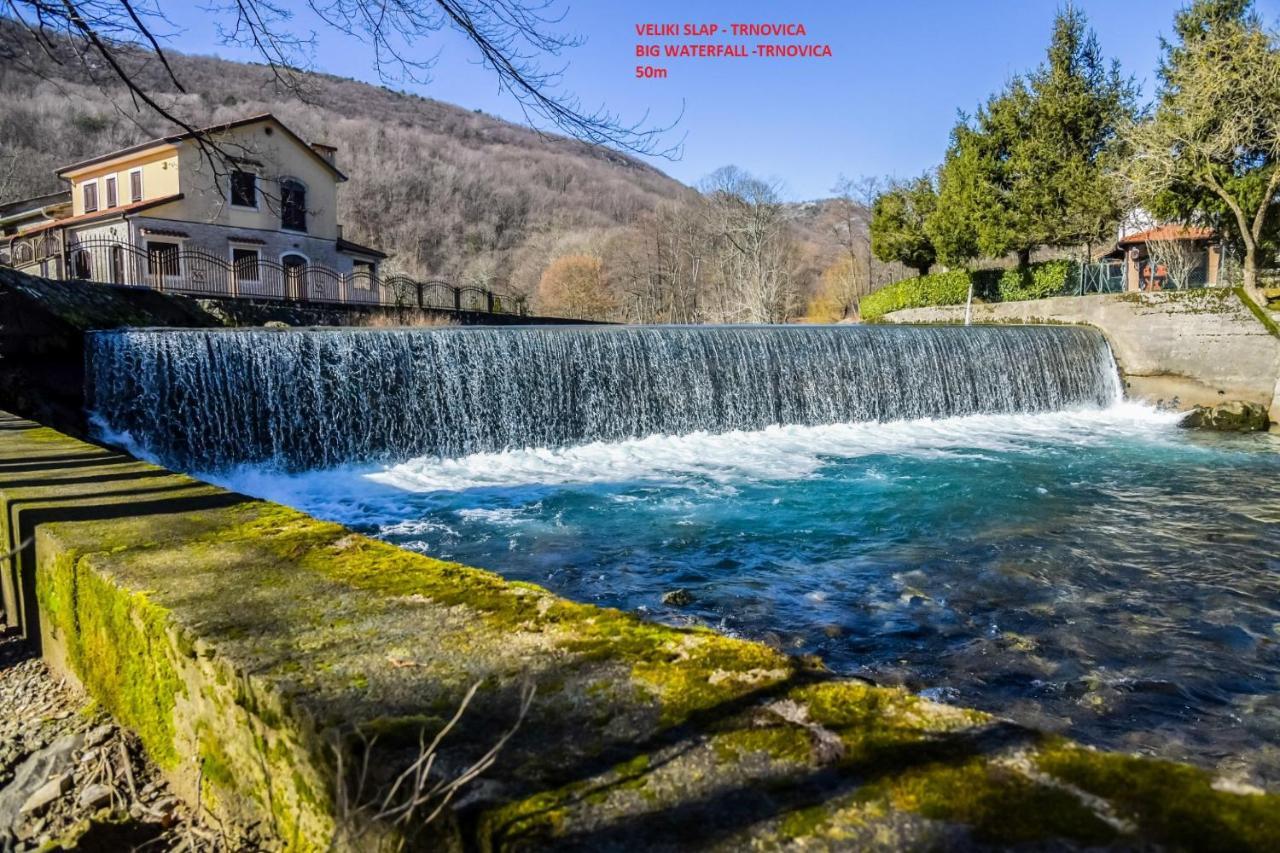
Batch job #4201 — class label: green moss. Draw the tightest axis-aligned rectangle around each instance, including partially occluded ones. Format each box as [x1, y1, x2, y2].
[38, 550, 184, 767]
[861, 757, 1117, 845]
[1036, 742, 1280, 851]
[778, 803, 837, 840]
[711, 725, 812, 765]
[480, 790, 569, 847]
[1234, 287, 1280, 339]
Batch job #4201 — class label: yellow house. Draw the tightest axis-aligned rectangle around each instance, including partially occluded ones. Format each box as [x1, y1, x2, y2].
[9, 114, 384, 295]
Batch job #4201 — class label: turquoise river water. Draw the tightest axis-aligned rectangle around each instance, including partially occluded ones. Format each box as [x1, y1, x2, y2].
[87, 326, 1280, 789]
[220, 404, 1280, 788]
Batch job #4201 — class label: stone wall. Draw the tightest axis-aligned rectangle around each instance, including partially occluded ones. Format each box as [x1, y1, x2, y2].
[885, 289, 1280, 422]
[4, 414, 1279, 851]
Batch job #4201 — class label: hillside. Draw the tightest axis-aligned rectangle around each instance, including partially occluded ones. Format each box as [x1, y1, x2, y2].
[0, 24, 694, 292]
[0, 23, 898, 318]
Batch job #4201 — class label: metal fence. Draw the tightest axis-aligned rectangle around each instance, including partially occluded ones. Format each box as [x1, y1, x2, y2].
[1074, 259, 1216, 295]
[6, 236, 526, 315]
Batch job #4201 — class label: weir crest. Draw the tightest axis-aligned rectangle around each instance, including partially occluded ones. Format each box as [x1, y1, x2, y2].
[87, 325, 1121, 473]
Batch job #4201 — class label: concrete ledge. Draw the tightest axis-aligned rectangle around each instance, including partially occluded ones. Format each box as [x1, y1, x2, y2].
[884, 289, 1280, 416]
[3, 414, 1279, 850]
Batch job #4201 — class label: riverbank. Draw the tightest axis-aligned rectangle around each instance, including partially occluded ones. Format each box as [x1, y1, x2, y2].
[4, 412, 1279, 850]
[0, 633, 234, 850]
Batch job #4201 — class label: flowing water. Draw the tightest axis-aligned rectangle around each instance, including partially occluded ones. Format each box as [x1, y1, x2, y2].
[88, 325, 1280, 787]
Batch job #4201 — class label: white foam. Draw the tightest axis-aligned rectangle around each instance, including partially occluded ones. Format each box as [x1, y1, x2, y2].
[202, 404, 1181, 529]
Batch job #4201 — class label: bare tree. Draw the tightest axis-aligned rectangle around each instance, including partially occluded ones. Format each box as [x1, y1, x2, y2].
[1, 1, 680, 159]
[1146, 238, 1202, 290]
[700, 166, 798, 324]
[1125, 5, 1280, 301]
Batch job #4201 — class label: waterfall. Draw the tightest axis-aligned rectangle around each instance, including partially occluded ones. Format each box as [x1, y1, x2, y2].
[87, 325, 1121, 473]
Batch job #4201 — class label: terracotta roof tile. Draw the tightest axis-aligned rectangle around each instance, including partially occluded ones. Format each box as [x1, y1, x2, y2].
[1119, 225, 1216, 246]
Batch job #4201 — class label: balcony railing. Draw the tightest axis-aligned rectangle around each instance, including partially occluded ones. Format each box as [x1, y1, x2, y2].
[3, 236, 526, 315]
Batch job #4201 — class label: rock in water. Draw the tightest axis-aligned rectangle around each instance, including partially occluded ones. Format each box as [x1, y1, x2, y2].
[1179, 401, 1270, 432]
[661, 589, 695, 607]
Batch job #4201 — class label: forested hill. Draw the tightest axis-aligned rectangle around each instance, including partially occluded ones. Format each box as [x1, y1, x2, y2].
[0, 24, 693, 290]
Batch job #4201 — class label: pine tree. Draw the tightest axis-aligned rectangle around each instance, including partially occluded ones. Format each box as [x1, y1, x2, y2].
[928, 6, 1135, 266]
[870, 175, 938, 276]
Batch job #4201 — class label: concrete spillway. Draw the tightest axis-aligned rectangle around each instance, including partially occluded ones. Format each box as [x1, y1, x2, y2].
[87, 324, 1120, 472]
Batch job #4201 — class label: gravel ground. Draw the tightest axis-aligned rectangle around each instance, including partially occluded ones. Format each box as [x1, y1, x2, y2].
[0, 632, 250, 851]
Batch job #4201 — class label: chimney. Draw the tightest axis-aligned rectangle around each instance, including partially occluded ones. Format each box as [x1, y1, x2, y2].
[310, 143, 337, 167]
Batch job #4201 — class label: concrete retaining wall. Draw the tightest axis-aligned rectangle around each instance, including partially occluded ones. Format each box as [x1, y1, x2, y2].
[3, 414, 1279, 850]
[885, 289, 1280, 422]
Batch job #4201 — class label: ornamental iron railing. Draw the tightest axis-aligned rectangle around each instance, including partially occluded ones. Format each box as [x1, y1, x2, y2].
[3, 236, 526, 315]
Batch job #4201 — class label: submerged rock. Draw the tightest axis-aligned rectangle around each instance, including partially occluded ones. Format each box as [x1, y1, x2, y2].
[1179, 401, 1270, 432]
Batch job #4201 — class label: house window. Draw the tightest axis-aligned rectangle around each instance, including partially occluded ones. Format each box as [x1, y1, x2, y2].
[105, 175, 118, 208]
[82, 181, 98, 213]
[230, 170, 257, 208]
[232, 247, 261, 282]
[72, 250, 91, 280]
[129, 170, 143, 203]
[146, 241, 180, 277]
[280, 179, 306, 232]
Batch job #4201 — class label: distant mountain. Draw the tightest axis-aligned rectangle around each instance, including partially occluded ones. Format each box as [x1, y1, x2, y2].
[0, 22, 693, 291]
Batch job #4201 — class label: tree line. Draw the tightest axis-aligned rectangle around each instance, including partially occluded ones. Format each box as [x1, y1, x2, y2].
[868, 0, 1280, 303]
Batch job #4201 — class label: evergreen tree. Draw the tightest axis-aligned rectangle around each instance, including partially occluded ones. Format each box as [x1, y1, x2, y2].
[870, 175, 938, 276]
[928, 6, 1135, 266]
[1020, 6, 1138, 252]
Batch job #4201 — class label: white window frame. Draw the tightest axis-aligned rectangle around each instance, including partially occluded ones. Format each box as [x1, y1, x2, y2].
[104, 174, 118, 208]
[82, 180, 98, 213]
[128, 169, 143, 204]
[144, 238, 185, 281]
[229, 170, 260, 210]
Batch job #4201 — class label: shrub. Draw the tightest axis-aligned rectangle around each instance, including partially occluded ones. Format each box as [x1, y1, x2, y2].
[997, 260, 1077, 302]
[860, 270, 973, 322]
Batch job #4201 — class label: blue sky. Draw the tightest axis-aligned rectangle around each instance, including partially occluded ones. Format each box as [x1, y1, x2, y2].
[163, 1, 1280, 200]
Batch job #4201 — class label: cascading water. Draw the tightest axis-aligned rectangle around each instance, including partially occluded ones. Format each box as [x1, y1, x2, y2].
[81, 325, 1280, 786]
[87, 324, 1120, 473]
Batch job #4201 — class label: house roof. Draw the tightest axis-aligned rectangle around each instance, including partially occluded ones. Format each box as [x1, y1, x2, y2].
[56, 114, 348, 182]
[337, 237, 388, 260]
[0, 190, 72, 218]
[1118, 225, 1216, 246]
[16, 194, 184, 237]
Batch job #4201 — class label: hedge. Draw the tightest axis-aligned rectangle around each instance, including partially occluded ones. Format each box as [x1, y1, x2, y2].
[861, 261, 1078, 321]
[997, 260, 1078, 302]
[859, 270, 974, 322]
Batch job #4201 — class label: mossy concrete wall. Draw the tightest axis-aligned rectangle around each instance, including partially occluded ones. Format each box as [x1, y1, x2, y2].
[885, 289, 1280, 422]
[3, 414, 1279, 850]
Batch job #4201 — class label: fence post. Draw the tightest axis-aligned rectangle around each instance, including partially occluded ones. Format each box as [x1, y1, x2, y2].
[454, 287, 461, 311]
[416, 280, 424, 309]
[487, 291, 495, 313]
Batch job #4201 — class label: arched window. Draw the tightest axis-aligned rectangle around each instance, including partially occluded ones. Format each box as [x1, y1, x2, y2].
[280, 178, 307, 233]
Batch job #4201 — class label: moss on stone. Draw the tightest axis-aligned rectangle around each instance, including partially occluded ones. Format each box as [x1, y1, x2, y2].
[860, 757, 1118, 845]
[37, 549, 185, 768]
[1036, 741, 1280, 851]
